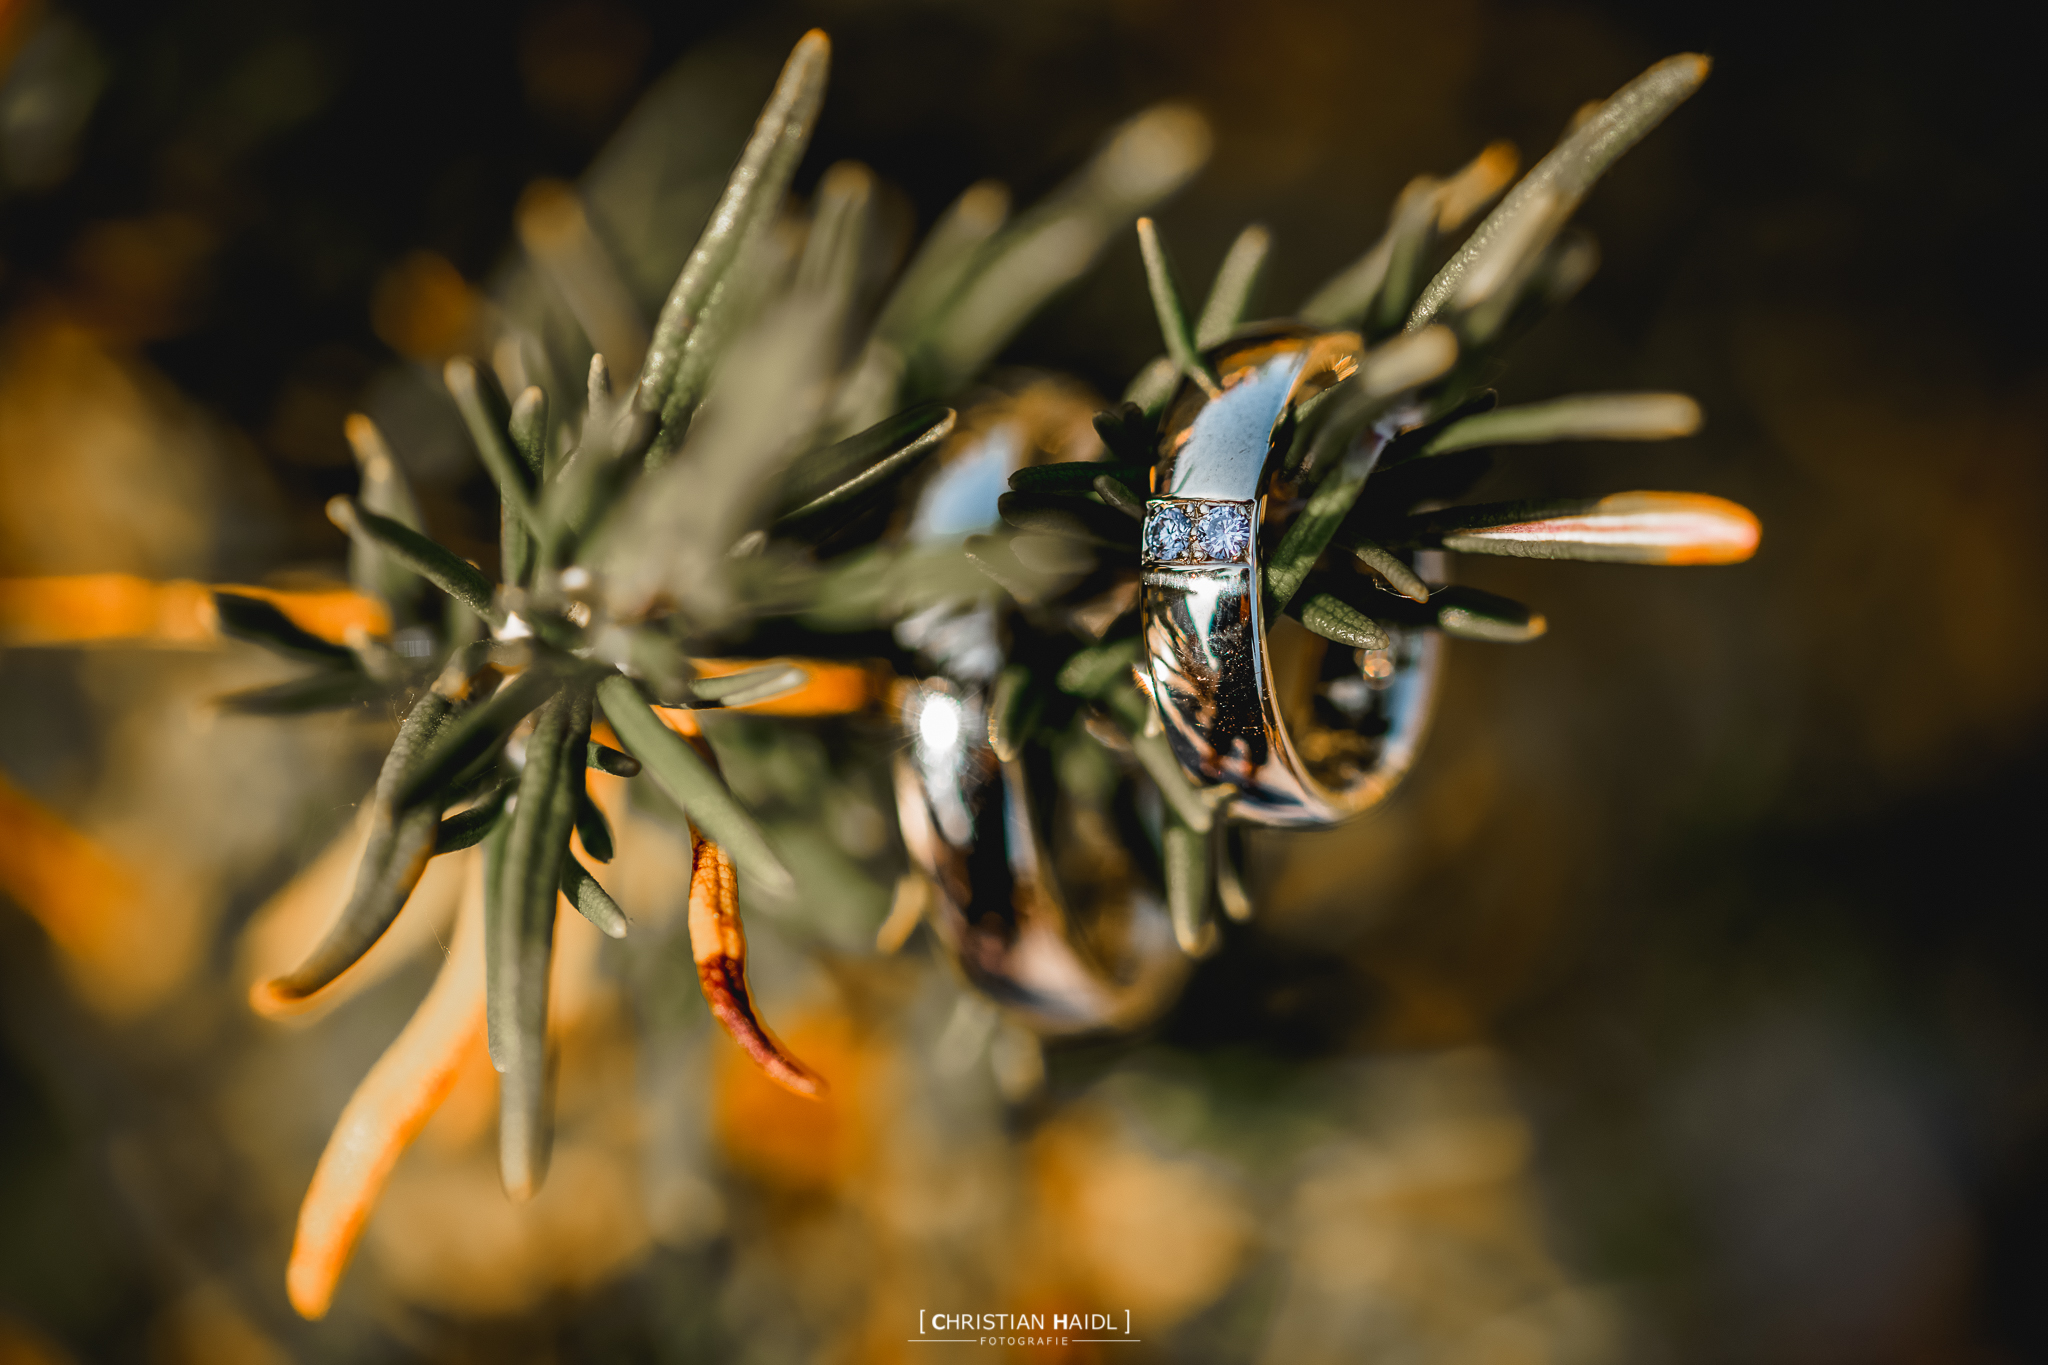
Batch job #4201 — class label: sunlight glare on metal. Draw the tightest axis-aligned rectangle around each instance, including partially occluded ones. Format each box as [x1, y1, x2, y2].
[918, 691, 963, 754]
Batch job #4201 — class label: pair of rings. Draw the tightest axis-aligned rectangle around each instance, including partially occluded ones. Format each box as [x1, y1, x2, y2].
[890, 330, 1438, 1032]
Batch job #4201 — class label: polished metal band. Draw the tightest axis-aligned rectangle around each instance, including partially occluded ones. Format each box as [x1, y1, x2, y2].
[1140, 327, 1442, 828]
[893, 675, 1186, 1035]
[887, 399, 1186, 1034]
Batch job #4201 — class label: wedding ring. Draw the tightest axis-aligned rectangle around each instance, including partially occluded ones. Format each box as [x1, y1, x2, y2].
[1140, 325, 1442, 828]
[887, 392, 1187, 1034]
[893, 677, 1187, 1035]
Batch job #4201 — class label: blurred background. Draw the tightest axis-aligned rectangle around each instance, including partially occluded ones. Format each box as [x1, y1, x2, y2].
[3, 1, 2044, 1361]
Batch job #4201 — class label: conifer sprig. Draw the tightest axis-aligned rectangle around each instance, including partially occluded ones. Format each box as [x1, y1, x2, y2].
[237, 31, 1216, 1247]
[201, 34, 1760, 1323]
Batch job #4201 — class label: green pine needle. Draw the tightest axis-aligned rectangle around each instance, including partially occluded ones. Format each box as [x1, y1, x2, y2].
[561, 855, 629, 938]
[595, 675, 794, 896]
[327, 498, 497, 622]
[1164, 813, 1213, 956]
[492, 685, 584, 1198]
[1333, 533, 1432, 603]
[212, 592, 356, 664]
[1136, 217, 1221, 398]
[270, 692, 452, 999]
[1432, 586, 1547, 642]
[1009, 458, 1149, 495]
[774, 404, 956, 536]
[637, 29, 831, 425]
[689, 666, 808, 708]
[587, 742, 640, 777]
[445, 358, 538, 532]
[511, 386, 550, 481]
[1416, 392, 1702, 456]
[1297, 592, 1390, 650]
[398, 668, 559, 810]
[1409, 53, 1709, 330]
[1092, 474, 1146, 520]
[212, 671, 389, 716]
[435, 785, 510, 854]
[1194, 223, 1270, 348]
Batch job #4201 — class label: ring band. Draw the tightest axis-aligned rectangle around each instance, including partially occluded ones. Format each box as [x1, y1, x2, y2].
[893, 676, 1187, 1034]
[1140, 326, 1442, 828]
[884, 391, 1187, 1032]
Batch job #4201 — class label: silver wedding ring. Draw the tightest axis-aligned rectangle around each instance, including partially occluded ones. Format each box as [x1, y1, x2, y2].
[893, 677, 1186, 1034]
[1140, 326, 1442, 828]
[888, 397, 1187, 1033]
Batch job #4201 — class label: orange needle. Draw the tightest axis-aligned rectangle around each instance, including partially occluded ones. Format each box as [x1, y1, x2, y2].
[286, 854, 486, 1319]
[687, 835, 824, 1101]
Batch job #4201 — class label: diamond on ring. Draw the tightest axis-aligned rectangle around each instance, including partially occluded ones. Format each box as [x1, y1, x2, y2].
[1143, 504, 1193, 561]
[1196, 504, 1251, 561]
[1144, 499, 1253, 564]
